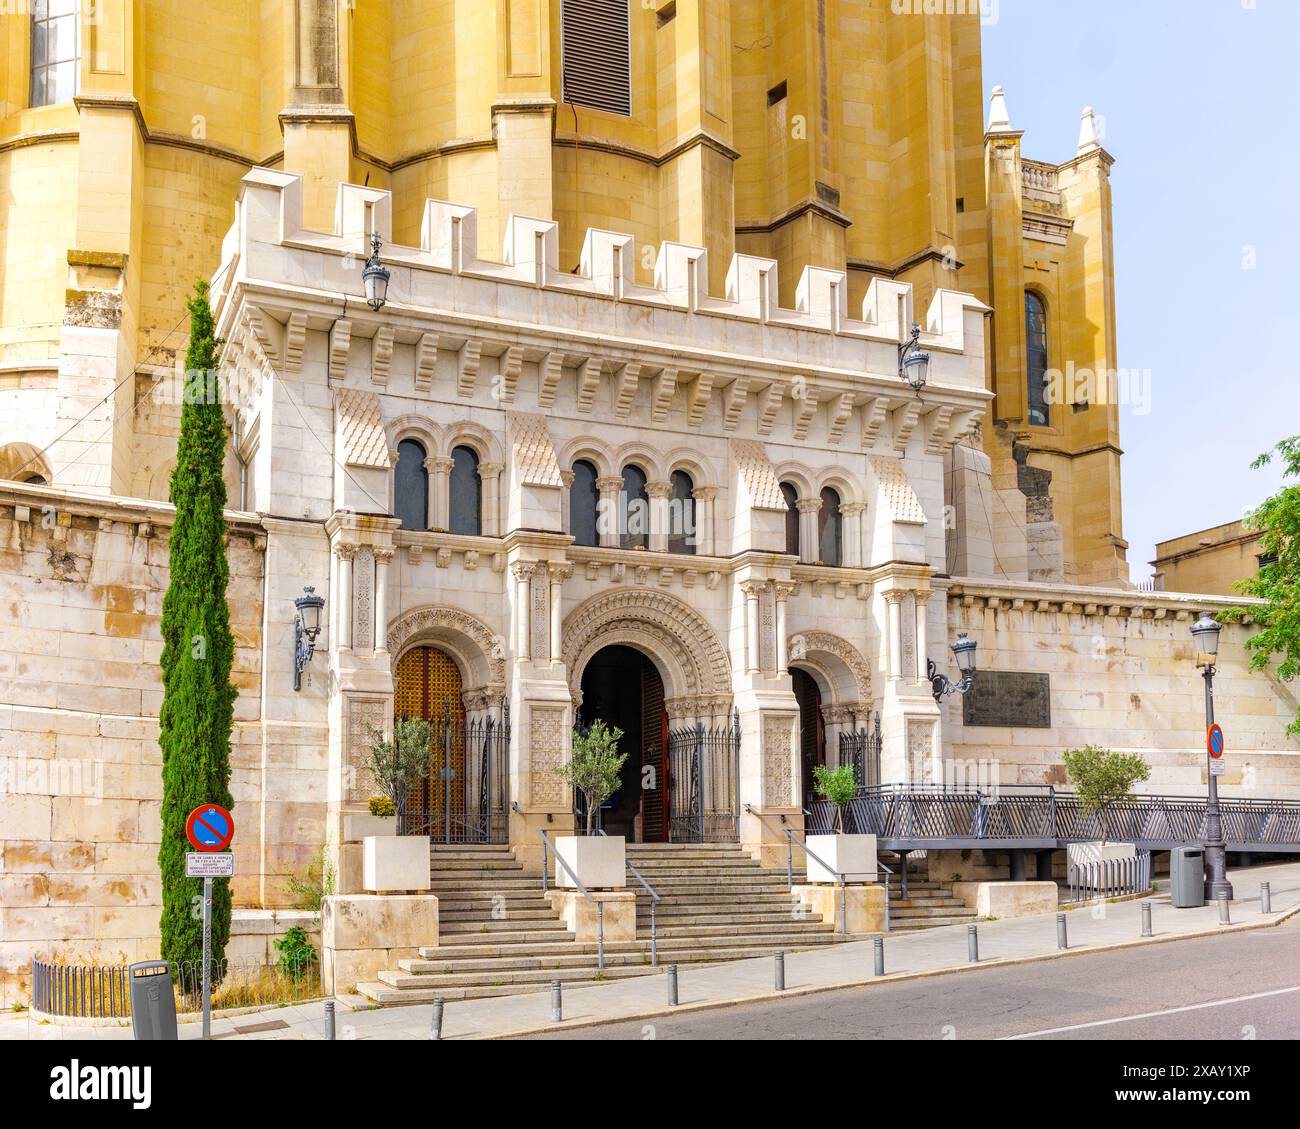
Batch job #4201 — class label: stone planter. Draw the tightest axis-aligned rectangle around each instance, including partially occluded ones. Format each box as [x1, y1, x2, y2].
[363, 835, 430, 892]
[1067, 841, 1137, 869]
[554, 834, 626, 889]
[806, 834, 877, 884]
[342, 813, 397, 842]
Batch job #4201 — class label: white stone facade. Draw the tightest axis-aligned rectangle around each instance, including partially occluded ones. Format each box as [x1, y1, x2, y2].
[0, 169, 1297, 1004]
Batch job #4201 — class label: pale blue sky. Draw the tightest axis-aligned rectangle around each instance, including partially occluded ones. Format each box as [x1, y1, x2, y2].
[983, 0, 1300, 581]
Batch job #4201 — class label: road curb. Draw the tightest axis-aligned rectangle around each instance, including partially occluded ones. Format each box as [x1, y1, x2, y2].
[473, 899, 1300, 1040]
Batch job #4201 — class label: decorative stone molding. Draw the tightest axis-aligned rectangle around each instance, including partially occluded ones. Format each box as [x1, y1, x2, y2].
[787, 630, 873, 703]
[385, 604, 507, 688]
[562, 588, 732, 701]
[529, 706, 569, 807]
[328, 319, 352, 384]
[651, 368, 677, 422]
[370, 325, 395, 386]
[499, 344, 524, 403]
[827, 391, 855, 444]
[414, 333, 437, 391]
[344, 696, 390, 804]
[762, 716, 795, 807]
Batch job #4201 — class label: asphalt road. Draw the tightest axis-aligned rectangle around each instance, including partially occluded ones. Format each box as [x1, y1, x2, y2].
[527, 918, 1300, 1040]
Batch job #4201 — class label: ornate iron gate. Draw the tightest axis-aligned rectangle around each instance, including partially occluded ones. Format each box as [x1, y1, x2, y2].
[668, 710, 741, 842]
[399, 701, 510, 844]
[837, 712, 882, 790]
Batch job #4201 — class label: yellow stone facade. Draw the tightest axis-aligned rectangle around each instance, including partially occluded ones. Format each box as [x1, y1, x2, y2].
[1, 0, 1124, 584]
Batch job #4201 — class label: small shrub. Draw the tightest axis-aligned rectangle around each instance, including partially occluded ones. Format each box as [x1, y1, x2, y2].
[284, 847, 336, 914]
[273, 926, 319, 980]
[368, 794, 395, 817]
[812, 763, 859, 832]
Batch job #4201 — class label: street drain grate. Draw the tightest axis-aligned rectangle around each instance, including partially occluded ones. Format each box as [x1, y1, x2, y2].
[232, 1018, 291, 1034]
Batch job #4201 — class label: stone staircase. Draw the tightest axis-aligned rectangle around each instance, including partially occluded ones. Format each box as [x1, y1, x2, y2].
[887, 878, 979, 931]
[354, 843, 973, 1005]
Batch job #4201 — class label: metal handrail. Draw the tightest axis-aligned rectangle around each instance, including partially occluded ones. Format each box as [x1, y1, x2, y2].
[746, 805, 848, 935]
[510, 803, 606, 971]
[598, 829, 661, 966]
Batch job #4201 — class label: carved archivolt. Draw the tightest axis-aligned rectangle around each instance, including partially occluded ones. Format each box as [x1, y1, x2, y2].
[563, 588, 732, 701]
[387, 604, 506, 690]
[787, 631, 872, 704]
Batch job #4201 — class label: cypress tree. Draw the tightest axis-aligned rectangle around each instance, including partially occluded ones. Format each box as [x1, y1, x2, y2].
[158, 281, 237, 976]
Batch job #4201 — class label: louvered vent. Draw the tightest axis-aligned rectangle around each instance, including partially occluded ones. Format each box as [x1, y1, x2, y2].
[561, 0, 633, 117]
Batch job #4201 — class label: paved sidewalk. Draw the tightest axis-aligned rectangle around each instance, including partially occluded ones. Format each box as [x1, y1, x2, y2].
[4, 862, 1297, 1042]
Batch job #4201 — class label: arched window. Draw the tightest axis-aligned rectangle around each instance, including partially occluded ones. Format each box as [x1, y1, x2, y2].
[781, 483, 800, 557]
[620, 464, 649, 550]
[668, 470, 696, 555]
[1025, 292, 1049, 427]
[449, 445, 482, 536]
[570, 460, 600, 547]
[819, 487, 842, 567]
[394, 439, 428, 530]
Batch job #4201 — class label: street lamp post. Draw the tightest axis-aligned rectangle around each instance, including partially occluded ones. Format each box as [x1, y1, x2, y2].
[927, 632, 978, 704]
[1191, 612, 1233, 901]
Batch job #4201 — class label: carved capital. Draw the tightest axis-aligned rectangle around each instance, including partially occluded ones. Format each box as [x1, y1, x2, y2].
[645, 480, 674, 499]
[796, 498, 823, 514]
[596, 476, 625, 493]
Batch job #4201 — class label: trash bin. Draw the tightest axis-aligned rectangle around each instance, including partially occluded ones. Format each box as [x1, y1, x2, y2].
[129, 960, 178, 1040]
[1170, 847, 1206, 909]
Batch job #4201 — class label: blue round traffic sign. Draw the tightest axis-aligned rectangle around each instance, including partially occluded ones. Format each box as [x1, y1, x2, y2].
[1208, 724, 1225, 759]
[185, 804, 234, 852]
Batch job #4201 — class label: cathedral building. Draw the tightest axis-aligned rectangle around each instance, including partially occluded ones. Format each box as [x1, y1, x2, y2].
[0, 3, 1294, 1002]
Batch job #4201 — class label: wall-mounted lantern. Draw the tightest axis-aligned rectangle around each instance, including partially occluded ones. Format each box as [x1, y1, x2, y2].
[293, 586, 326, 691]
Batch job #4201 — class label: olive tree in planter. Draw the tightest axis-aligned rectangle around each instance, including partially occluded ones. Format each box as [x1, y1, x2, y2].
[556, 721, 627, 888]
[361, 718, 433, 891]
[806, 764, 876, 883]
[1063, 744, 1151, 867]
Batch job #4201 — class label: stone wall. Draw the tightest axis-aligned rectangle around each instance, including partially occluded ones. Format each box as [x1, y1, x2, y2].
[943, 580, 1300, 797]
[0, 483, 269, 1007]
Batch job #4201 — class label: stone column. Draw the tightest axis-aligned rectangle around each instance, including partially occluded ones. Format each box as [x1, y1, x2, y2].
[479, 462, 504, 537]
[387, 448, 400, 517]
[512, 562, 533, 659]
[548, 563, 572, 662]
[647, 480, 673, 553]
[774, 583, 796, 672]
[426, 456, 453, 531]
[335, 544, 355, 652]
[797, 498, 822, 564]
[373, 549, 394, 654]
[885, 591, 903, 680]
[742, 580, 765, 674]
[693, 486, 718, 555]
[841, 502, 865, 568]
[596, 476, 623, 548]
[914, 591, 930, 684]
[559, 470, 575, 536]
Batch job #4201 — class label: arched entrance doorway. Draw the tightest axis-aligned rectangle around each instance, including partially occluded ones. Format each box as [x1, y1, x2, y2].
[791, 667, 826, 807]
[393, 644, 509, 842]
[395, 646, 465, 838]
[577, 645, 668, 842]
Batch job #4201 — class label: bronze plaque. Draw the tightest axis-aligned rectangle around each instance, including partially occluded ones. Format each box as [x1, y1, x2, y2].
[962, 671, 1051, 729]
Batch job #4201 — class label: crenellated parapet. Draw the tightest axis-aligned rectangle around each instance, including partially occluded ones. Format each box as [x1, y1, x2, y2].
[214, 170, 992, 430]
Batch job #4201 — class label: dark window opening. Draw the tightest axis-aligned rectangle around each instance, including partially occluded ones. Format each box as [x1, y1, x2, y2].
[570, 460, 600, 547]
[819, 487, 842, 567]
[782, 482, 800, 558]
[767, 80, 788, 106]
[620, 464, 649, 550]
[668, 470, 696, 555]
[394, 439, 428, 530]
[1025, 291, 1050, 427]
[448, 445, 482, 536]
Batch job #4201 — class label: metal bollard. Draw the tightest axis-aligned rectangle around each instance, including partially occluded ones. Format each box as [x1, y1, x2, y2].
[774, 951, 785, 991]
[1056, 913, 1068, 951]
[551, 980, 563, 1023]
[324, 1000, 336, 1041]
[1141, 900, 1152, 938]
[667, 964, 679, 1007]
[430, 997, 444, 1041]
[967, 924, 979, 964]
[873, 936, 885, 977]
[1261, 883, 1272, 914]
[1217, 893, 1231, 925]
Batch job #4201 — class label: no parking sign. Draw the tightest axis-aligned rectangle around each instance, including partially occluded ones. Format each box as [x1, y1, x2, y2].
[185, 804, 234, 852]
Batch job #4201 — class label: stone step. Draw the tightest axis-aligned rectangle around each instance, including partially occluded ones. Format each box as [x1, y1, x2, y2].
[890, 897, 965, 908]
[426, 863, 527, 874]
[439, 919, 571, 936]
[377, 964, 661, 991]
[890, 905, 976, 919]
[651, 921, 835, 939]
[439, 906, 559, 923]
[892, 916, 979, 931]
[640, 910, 807, 927]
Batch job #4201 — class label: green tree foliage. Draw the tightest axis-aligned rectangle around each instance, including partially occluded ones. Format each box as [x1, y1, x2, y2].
[365, 716, 433, 820]
[561, 721, 627, 834]
[158, 282, 237, 974]
[1062, 745, 1150, 846]
[812, 764, 859, 832]
[1222, 436, 1300, 734]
